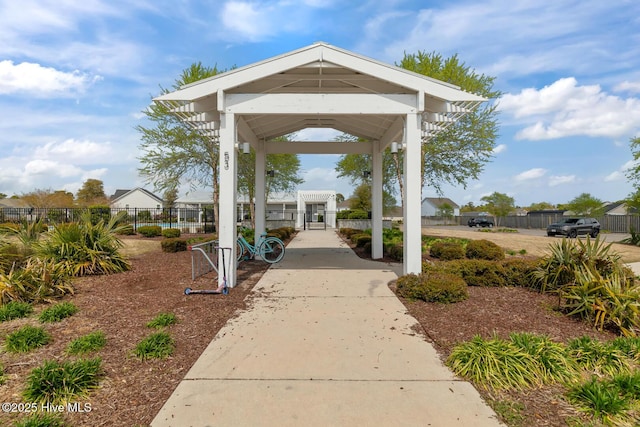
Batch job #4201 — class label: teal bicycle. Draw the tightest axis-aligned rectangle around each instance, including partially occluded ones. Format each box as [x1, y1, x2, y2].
[237, 228, 285, 264]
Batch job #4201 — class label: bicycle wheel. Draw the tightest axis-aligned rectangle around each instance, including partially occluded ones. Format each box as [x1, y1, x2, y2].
[236, 240, 245, 262]
[259, 237, 285, 263]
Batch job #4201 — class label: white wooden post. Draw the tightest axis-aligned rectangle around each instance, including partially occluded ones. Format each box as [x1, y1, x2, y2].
[403, 113, 422, 275]
[255, 140, 266, 239]
[371, 140, 383, 259]
[218, 112, 237, 287]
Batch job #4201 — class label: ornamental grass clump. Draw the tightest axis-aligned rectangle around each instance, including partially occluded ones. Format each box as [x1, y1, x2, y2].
[39, 302, 78, 323]
[146, 312, 178, 329]
[35, 210, 130, 276]
[447, 335, 542, 390]
[566, 377, 629, 423]
[567, 336, 632, 376]
[4, 325, 51, 353]
[133, 332, 175, 360]
[23, 358, 103, 404]
[0, 300, 33, 321]
[509, 333, 577, 384]
[66, 331, 107, 355]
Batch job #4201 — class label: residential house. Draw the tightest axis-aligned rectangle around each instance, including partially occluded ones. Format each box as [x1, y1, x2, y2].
[421, 197, 460, 217]
[109, 188, 164, 210]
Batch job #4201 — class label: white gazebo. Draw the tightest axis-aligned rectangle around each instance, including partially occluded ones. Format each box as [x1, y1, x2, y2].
[154, 42, 485, 286]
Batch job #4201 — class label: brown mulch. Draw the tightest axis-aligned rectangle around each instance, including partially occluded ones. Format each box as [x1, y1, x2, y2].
[0, 235, 270, 427]
[0, 229, 633, 426]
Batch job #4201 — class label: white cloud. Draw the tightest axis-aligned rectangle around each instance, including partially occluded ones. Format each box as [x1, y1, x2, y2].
[515, 168, 546, 181]
[220, 2, 276, 41]
[493, 144, 507, 154]
[24, 159, 83, 178]
[0, 60, 97, 96]
[548, 175, 576, 187]
[615, 81, 640, 94]
[498, 77, 640, 140]
[34, 139, 113, 164]
[605, 171, 624, 182]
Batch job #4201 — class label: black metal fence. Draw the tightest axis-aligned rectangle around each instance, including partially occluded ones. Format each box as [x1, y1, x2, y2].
[0, 207, 216, 233]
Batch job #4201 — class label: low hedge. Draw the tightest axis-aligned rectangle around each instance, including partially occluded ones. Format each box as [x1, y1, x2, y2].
[396, 272, 468, 303]
[352, 234, 372, 247]
[430, 241, 465, 260]
[340, 228, 364, 239]
[438, 259, 507, 287]
[137, 225, 162, 238]
[465, 239, 505, 261]
[161, 238, 188, 253]
[386, 243, 403, 261]
[162, 228, 181, 238]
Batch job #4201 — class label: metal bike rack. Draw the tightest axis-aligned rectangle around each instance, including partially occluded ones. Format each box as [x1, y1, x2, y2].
[189, 240, 219, 280]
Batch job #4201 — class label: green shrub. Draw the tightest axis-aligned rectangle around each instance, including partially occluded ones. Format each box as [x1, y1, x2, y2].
[387, 243, 403, 261]
[339, 228, 363, 239]
[353, 234, 372, 247]
[362, 242, 372, 254]
[137, 225, 162, 237]
[442, 259, 506, 287]
[161, 238, 188, 253]
[88, 205, 111, 225]
[39, 302, 78, 323]
[0, 301, 33, 321]
[347, 210, 368, 219]
[23, 358, 103, 404]
[147, 312, 178, 328]
[465, 239, 505, 261]
[429, 241, 465, 260]
[116, 224, 135, 235]
[499, 258, 540, 288]
[133, 332, 175, 360]
[66, 331, 107, 355]
[4, 325, 51, 353]
[396, 271, 467, 303]
[162, 228, 181, 238]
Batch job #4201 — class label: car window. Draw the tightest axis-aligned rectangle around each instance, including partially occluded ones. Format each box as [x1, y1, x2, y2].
[577, 219, 584, 225]
[563, 219, 578, 224]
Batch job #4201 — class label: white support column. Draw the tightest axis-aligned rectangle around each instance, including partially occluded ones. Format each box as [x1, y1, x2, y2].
[371, 140, 383, 259]
[218, 112, 238, 287]
[255, 140, 266, 238]
[403, 113, 422, 275]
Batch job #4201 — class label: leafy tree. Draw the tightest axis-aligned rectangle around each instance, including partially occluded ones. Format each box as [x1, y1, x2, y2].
[138, 62, 226, 230]
[480, 192, 515, 226]
[626, 189, 640, 214]
[527, 201, 555, 211]
[459, 202, 476, 213]
[0, 193, 6, 199]
[336, 52, 500, 209]
[347, 183, 396, 214]
[398, 51, 500, 195]
[436, 202, 454, 219]
[335, 193, 345, 203]
[21, 189, 74, 208]
[76, 179, 107, 206]
[565, 193, 604, 216]
[626, 136, 640, 186]
[237, 142, 303, 228]
[163, 187, 179, 209]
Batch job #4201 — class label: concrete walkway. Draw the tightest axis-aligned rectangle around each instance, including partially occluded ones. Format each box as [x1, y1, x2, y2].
[152, 230, 503, 427]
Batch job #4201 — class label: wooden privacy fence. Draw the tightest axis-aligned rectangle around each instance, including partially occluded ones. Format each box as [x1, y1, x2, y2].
[422, 215, 640, 233]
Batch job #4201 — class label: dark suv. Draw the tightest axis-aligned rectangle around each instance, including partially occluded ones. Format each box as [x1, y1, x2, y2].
[546, 218, 600, 238]
[468, 217, 494, 228]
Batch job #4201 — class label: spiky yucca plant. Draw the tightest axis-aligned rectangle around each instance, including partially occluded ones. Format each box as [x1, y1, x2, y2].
[35, 210, 130, 276]
[0, 258, 73, 304]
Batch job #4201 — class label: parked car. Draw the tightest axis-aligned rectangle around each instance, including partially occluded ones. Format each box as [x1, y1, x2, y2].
[546, 218, 600, 238]
[467, 217, 494, 228]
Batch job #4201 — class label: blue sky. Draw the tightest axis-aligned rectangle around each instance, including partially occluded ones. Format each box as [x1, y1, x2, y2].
[1, 0, 639, 208]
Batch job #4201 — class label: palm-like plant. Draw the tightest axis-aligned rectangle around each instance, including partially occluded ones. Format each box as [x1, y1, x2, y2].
[35, 211, 131, 276]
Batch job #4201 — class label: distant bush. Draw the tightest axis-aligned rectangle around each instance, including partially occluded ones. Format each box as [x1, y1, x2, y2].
[162, 228, 181, 238]
[161, 238, 187, 253]
[430, 241, 465, 260]
[348, 210, 369, 220]
[116, 224, 135, 235]
[465, 239, 505, 261]
[137, 225, 162, 237]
